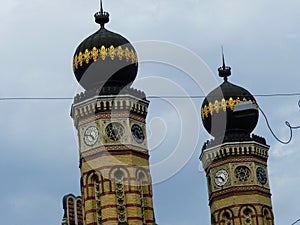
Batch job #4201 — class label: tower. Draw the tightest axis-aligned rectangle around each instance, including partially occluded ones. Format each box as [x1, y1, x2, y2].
[61, 194, 83, 225]
[200, 56, 275, 225]
[69, 3, 157, 225]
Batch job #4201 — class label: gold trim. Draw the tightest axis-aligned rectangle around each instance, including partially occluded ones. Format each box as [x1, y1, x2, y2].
[201, 98, 258, 120]
[73, 45, 138, 72]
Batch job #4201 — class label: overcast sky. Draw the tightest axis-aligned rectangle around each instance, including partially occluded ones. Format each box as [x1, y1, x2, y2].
[1, 0, 300, 224]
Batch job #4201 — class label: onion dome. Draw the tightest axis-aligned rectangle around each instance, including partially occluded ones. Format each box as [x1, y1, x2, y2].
[72, 2, 138, 90]
[201, 54, 259, 141]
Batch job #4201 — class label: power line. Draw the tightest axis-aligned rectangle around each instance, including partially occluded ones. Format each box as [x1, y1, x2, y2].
[291, 218, 300, 225]
[0, 97, 73, 101]
[254, 93, 300, 97]
[149, 92, 300, 99]
[259, 106, 300, 145]
[0, 93, 300, 101]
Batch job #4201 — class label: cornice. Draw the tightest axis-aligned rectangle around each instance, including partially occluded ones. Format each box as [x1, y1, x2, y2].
[200, 141, 270, 169]
[71, 94, 149, 127]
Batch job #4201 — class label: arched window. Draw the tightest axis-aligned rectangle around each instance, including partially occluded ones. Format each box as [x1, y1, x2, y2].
[243, 208, 253, 225]
[211, 214, 216, 225]
[238, 205, 257, 225]
[262, 207, 273, 225]
[76, 199, 83, 225]
[219, 209, 234, 225]
[63, 195, 83, 225]
[91, 174, 102, 225]
[68, 197, 76, 225]
[243, 208, 252, 225]
[138, 172, 147, 224]
[115, 170, 127, 223]
[223, 212, 231, 225]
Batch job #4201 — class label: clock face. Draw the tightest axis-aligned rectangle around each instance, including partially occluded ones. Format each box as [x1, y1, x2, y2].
[214, 169, 229, 187]
[105, 122, 125, 141]
[256, 167, 267, 185]
[131, 124, 144, 144]
[84, 126, 99, 146]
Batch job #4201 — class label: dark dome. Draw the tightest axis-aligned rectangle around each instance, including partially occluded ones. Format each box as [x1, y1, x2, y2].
[201, 80, 259, 139]
[73, 21, 138, 90]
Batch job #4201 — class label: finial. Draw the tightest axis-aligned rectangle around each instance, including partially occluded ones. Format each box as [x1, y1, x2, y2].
[100, 0, 103, 13]
[218, 46, 231, 81]
[222, 46, 226, 70]
[94, 0, 110, 28]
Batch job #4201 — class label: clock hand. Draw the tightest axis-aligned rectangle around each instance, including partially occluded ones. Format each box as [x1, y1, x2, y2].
[135, 131, 141, 139]
[216, 176, 225, 182]
[86, 134, 95, 140]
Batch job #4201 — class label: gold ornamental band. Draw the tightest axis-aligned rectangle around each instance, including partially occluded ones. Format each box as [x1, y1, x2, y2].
[73, 45, 138, 71]
[201, 97, 258, 120]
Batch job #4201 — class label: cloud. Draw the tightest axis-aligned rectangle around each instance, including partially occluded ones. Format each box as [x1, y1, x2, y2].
[0, 0, 300, 224]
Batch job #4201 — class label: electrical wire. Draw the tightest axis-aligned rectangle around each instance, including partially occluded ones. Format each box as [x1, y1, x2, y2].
[291, 218, 300, 225]
[0, 97, 73, 101]
[258, 99, 300, 144]
[0, 92, 300, 101]
[258, 100, 300, 144]
[259, 107, 293, 144]
[0, 94, 299, 145]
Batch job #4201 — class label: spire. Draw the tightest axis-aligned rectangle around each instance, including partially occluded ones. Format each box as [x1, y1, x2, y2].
[94, 0, 110, 28]
[218, 46, 231, 81]
[100, 0, 103, 13]
[222, 47, 226, 70]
